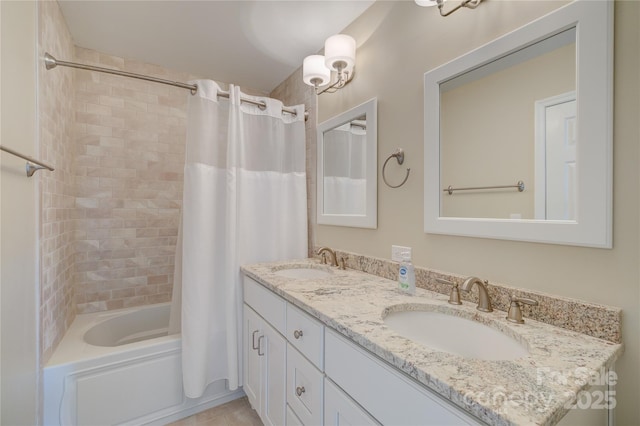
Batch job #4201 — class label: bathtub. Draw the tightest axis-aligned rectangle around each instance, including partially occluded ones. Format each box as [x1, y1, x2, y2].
[43, 303, 244, 425]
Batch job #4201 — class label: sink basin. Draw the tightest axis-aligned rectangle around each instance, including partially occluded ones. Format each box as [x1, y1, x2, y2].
[273, 265, 333, 279]
[383, 309, 529, 361]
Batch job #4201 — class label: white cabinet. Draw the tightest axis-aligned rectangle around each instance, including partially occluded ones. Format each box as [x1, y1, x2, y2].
[243, 303, 286, 426]
[286, 303, 324, 370]
[244, 276, 289, 426]
[325, 329, 482, 426]
[285, 302, 326, 425]
[287, 343, 324, 425]
[262, 317, 287, 426]
[245, 276, 286, 333]
[287, 404, 305, 426]
[243, 275, 485, 426]
[324, 379, 379, 426]
[243, 304, 262, 411]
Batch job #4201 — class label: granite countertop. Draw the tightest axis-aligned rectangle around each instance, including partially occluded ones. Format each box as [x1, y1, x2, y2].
[241, 259, 623, 426]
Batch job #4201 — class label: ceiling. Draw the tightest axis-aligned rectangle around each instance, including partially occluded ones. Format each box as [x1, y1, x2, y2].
[58, 0, 375, 94]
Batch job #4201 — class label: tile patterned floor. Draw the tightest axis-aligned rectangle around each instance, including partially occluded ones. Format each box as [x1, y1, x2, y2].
[167, 397, 263, 426]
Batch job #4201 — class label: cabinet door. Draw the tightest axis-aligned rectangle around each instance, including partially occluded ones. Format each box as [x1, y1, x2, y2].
[243, 304, 262, 413]
[262, 320, 287, 426]
[324, 379, 379, 426]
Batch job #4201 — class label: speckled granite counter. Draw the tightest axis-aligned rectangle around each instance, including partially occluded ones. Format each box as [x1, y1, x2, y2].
[241, 259, 623, 426]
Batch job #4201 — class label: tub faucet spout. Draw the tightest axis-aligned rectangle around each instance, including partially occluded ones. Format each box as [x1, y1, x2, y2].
[460, 276, 493, 312]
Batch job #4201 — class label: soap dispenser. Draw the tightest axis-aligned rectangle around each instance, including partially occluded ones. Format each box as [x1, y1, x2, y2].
[398, 253, 416, 295]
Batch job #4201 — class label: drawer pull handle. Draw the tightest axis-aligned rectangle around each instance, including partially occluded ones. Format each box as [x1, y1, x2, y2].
[296, 386, 306, 397]
[293, 330, 304, 339]
[252, 330, 260, 350]
[257, 335, 265, 356]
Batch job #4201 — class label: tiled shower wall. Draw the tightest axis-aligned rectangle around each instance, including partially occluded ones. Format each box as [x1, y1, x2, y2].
[39, 0, 195, 358]
[38, 0, 77, 363]
[72, 47, 191, 314]
[37, 0, 300, 361]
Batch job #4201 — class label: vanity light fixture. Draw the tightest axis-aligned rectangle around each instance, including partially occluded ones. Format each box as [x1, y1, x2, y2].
[303, 34, 356, 95]
[415, 0, 483, 17]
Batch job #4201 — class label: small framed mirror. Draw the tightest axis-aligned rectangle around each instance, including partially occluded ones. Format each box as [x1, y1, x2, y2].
[424, 0, 612, 247]
[317, 98, 377, 228]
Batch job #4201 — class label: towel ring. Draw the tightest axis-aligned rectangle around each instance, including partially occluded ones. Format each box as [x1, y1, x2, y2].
[382, 148, 410, 188]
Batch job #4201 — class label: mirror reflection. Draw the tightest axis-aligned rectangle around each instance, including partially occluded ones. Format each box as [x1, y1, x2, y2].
[322, 116, 367, 215]
[317, 98, 377, 229]
[440, 28, 576, 220]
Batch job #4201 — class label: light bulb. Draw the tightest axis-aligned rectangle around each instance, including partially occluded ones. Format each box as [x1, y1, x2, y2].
[415, 0, 441, 6]
[324, 34, 356, 73]
[302, 55, 330, 87]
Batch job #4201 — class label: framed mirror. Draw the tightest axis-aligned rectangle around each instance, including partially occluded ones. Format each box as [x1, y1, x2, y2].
[424, 0, 612, 247]
[317, 98, 377, 228]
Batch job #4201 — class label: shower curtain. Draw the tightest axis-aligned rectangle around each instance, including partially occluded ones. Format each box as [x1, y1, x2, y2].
[169, 80, 308, 398]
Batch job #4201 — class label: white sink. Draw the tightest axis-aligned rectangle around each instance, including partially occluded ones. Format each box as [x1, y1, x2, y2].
[273, 265, 333, 279]
[383, 309, 529, 361]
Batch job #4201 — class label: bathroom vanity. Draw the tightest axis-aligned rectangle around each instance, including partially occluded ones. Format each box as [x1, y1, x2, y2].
[241, 259, 622, 426]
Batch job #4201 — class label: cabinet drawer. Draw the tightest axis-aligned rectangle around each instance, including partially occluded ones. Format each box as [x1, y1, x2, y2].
[325, 329, 482, 426]
[324, 378, 379, 426]
[287, 344, 324, 426]
[286, 303, 324, 369]
[244, 276, 286, 334]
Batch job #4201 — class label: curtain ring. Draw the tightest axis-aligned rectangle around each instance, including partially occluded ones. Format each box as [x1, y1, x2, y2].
[382, 148, 410, 188]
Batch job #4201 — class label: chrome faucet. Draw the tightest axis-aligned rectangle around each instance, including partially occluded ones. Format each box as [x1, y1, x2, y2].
[316, 247, 338, 267]
[460, 276, 493, 312]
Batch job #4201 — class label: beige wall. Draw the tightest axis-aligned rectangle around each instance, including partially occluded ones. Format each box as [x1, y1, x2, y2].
[38, 0, 76, 364]
[1, 1, 39, 423]
[309, 1, 639, 424]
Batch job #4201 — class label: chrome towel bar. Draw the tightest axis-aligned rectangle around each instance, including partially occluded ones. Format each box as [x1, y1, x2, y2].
[0, 145, 55, 177]
[443, 180, 525, 195]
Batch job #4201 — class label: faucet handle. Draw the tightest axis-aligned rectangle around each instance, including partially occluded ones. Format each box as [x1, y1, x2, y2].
[506, 294, 538, 324]
[436, 278, 462, 305]
[320, 252, 327, 264]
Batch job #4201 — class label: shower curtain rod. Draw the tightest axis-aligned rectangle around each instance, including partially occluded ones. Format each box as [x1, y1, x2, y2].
[44, 53, 308, 121]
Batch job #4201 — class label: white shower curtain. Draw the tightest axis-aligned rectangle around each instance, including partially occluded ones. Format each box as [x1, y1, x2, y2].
[169, 80, 308, 398]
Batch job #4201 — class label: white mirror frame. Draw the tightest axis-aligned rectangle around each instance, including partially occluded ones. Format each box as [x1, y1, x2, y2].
[424, 0, 613, 248]
[317, 98, 377, 228]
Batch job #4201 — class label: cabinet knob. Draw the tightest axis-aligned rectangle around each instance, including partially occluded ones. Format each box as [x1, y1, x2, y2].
[296, 386, 306, 397]
[293, 329, 304, 339]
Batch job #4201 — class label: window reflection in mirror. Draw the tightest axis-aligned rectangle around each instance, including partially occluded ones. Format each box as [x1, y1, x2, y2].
[440, 28, 576, 220]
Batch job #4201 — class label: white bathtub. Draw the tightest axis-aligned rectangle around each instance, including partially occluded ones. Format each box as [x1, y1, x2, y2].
[43, 303, 244, 425]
